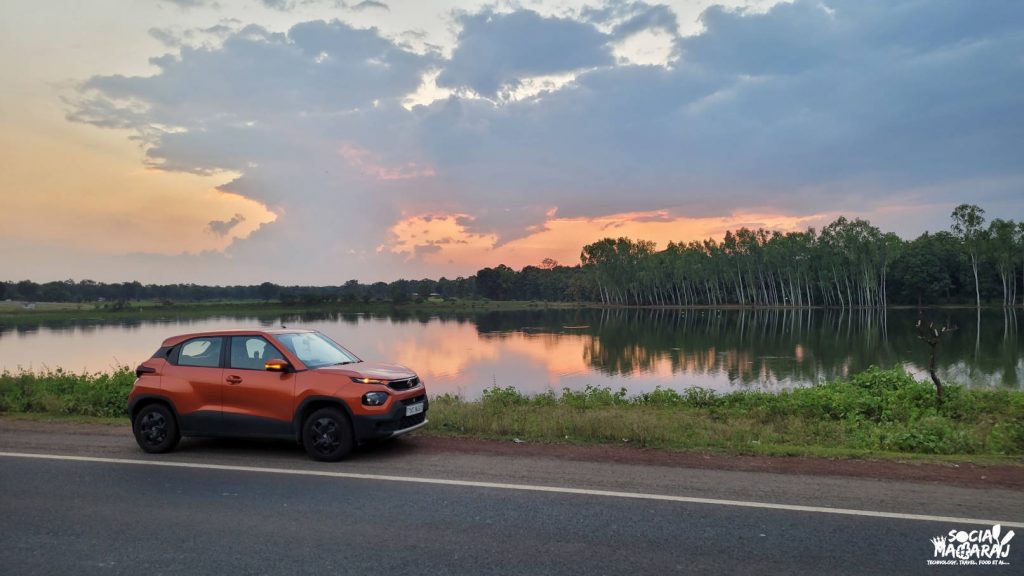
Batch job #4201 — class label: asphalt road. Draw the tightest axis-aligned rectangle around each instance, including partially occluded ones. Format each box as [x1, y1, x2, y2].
[1, 421, 1021, 575]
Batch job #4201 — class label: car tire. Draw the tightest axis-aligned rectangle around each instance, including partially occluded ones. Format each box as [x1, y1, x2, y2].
[302, 408, 354, 462]
[132, 403, 180, 454]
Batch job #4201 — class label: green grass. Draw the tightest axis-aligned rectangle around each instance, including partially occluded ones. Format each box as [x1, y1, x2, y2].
[2, 366, 1022, 462]
[0, 367, 136, 417]
[430, 368, 1024, 460]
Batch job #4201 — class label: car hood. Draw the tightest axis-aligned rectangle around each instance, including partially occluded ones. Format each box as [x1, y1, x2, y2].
[313, 361, 416, 381]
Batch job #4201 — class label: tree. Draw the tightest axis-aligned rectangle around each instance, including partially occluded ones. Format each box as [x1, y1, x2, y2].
[916, 318, 957, 403]
[389, 280, 411, 303]
[258, 282, 280, 301]
[890, 232, 955, 305]
[950, 204, 986, 308]
[16, 280, 38, 300]
[476, 265, 515, 300]
[986, 219, 1018, 306]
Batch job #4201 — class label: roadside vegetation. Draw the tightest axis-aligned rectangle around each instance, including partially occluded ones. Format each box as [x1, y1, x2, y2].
[2, 367, 1021, 461]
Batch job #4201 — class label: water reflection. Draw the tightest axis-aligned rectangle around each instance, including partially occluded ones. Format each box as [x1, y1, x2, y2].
[0, 307, 1020, 396]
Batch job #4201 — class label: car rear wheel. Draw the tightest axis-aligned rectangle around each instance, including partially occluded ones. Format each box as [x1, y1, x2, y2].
[302, 408, 354, 461]
[132, 404, 180, 454]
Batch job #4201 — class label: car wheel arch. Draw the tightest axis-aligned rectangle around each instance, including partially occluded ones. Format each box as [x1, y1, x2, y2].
[293, 396, 354, 443]
[130, 395, 180, 423]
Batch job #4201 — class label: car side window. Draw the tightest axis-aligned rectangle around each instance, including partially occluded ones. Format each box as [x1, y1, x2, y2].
[230, 336, 284, 371]
[177, 337, 223, 368]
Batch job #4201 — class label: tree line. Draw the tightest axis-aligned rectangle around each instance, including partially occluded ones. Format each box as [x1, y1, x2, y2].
[578, 204, 1021, 308]
[0, 277, 478, 306]
[3, 204, 1021, 308]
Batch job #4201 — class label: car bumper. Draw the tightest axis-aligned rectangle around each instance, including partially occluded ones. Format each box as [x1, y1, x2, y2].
[351, 396, 429, 442]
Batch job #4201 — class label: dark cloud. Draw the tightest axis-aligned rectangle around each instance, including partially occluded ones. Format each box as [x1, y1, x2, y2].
[582, 1, 679, 38]
[207, 213, 246, 236]
[437, 9, 614, 97]
[76, 20, 433, 149]
[69, 1, 1024, 280]
[420, 0, 1024, 233]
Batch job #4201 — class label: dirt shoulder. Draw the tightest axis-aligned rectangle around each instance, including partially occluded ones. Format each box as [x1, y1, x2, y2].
[3, 416, 1021, 491]
[406, 435, 1024, 490]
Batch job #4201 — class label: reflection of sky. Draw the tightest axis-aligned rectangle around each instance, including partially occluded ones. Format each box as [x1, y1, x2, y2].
[1, 313, 1020, 397]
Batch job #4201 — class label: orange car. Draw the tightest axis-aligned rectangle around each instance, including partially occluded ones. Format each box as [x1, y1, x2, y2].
[128, 329, 427, 461]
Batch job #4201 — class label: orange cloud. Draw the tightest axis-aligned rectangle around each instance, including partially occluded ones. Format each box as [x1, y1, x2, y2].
[383, 209, 833, 270]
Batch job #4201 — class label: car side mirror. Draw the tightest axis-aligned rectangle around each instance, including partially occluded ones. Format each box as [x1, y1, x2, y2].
[265, 358, 291, 372]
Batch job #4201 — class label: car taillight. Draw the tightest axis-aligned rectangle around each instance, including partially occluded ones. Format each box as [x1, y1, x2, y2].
[135, 365, 156, 378]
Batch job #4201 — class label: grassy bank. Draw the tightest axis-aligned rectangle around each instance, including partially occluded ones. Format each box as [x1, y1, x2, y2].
[2, 367, 1022, 461]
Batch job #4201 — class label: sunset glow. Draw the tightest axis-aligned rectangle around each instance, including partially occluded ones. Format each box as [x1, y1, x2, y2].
[2, 0, 1020, 283]
[384, 210, 833, 270]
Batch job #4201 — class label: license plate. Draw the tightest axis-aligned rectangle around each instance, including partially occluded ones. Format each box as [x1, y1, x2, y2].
[405, 402, 424, 416]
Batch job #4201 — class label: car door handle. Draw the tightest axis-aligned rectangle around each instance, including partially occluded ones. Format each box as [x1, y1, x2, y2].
[225, 375, 243, 385]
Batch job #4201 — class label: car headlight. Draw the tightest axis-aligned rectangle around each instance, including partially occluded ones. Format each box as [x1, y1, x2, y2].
[351, 376, 389, 385]
[362, 391, 389, 406]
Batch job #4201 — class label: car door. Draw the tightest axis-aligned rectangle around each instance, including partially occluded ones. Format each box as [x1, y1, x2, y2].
[160, 336, 225, 435]
[222, 335, 297, 438]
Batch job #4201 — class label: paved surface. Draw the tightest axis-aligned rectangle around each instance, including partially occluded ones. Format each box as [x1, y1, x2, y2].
[1, 420, 1021, 574]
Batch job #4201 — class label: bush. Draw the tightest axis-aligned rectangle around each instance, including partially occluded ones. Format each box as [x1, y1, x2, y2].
[561, 385, 629, 408]
[0, 367, 134, 417]
[481, 385, 530, 407]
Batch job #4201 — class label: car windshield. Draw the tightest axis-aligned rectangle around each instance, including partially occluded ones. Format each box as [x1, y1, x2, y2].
[274, 332, 359, 369]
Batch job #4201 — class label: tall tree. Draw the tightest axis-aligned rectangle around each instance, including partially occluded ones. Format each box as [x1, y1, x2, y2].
[950, 204, 986, 308]
[986, 219, 1018, 306]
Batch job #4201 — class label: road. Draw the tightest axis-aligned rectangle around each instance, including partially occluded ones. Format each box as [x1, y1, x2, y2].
[1, 420, 1021, 575]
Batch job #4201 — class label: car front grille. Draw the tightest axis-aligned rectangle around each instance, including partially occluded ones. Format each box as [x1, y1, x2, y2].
[400, 394, 426, 406]
[388, 377, 420, 391]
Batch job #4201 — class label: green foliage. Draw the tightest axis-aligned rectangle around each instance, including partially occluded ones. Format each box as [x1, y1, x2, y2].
[0, 367, 135, 417]
[560, 385, 629, 408]
[481, 386, 531, 407]
[439, 368, 1024, 457]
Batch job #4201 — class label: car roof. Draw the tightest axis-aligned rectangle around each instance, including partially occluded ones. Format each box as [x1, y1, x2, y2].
[160, 328, 316, 347]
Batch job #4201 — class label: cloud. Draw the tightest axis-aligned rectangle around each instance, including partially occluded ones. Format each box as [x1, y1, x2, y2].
[207, 213, 247, 236]
[351, 0, 388, 12]
[261, 0, 296, 10]
[149, 28, 182, 48]
[418, 0, 1024, 237]
[437, 9, 614, 98]
[582, 1, 680, 38]
[67, 1, 1024, 282]
[159, 0, 215, 8]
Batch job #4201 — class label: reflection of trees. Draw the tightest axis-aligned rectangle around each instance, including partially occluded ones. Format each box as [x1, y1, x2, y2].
[3, 307, 1020, 389]
[472, 308, 1023, 388]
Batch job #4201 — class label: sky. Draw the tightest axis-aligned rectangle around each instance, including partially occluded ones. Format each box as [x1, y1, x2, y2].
[1, 0, 1022, 285]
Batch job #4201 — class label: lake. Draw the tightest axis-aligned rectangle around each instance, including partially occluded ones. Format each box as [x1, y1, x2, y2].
[1, 308, 1021, 397]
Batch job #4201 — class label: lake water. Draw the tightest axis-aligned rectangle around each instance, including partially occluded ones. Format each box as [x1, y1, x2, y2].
[1, 308, 1021, 397]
